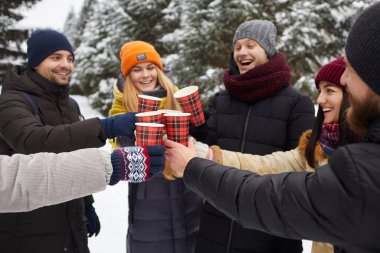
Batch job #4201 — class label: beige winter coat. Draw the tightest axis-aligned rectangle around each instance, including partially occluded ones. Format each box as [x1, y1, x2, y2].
[0, 148, 112, 213]
[211, 130, 333, 253]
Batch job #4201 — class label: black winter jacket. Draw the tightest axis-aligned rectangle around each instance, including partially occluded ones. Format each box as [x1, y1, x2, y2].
[194, 87, 314, 253]
[184, 117, 380, 253]
[0, 67, 105, 253]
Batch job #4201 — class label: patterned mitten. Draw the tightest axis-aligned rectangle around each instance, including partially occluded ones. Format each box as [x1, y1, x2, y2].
[110, 146, 165, 185]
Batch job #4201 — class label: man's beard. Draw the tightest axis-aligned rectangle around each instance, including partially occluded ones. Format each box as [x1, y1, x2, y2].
[346, 90, 380, 135]
[51, 67, 71, 86]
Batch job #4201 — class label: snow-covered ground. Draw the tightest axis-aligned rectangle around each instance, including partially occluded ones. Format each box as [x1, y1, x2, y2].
[74, 95, 312, 253]
[72, 95, 129, 253]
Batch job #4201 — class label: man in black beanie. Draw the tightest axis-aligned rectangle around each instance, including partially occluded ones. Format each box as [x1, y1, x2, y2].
[0, 29, 139, 253]
[164, 2, 380, 253]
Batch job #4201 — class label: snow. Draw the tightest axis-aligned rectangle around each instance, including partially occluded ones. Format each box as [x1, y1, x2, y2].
[15, 0, 85, 30]
[70, 95, 129, 253]
[75, 95, 312, 253]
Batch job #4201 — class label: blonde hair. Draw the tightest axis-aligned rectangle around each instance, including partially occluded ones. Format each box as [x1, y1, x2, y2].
[123, 66, 181, 112]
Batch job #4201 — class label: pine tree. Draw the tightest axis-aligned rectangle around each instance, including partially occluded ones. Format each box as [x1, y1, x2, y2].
[70, 0, 128, 115]
[71, 0, 181, 114]
[276, 0, 371, 100]
[166, 0, 372, 102]
[166, 0, 266, 98]
[118, 0, 181, 54]
[0, 0, 41, 84]
[62, 7, 77, 47]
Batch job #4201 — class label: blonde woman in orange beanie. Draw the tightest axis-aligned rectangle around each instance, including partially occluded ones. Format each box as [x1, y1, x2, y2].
[108, 41, 202, 253]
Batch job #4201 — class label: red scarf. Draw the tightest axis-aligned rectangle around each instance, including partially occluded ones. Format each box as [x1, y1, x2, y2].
[223, 53, 291, 102]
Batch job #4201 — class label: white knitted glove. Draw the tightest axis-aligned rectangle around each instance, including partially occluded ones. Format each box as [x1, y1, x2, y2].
[195, 140, 210, 159]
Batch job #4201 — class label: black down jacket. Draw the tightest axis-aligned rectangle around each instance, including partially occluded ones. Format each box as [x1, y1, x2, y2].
[184, 117, 380, 253]
[0, 67, 105, 253]
[193, 87, 315, 253]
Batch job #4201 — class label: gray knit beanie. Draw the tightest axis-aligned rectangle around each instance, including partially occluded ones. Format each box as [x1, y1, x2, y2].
[345, 2, 380, 95]
[233, 20, 277, 58]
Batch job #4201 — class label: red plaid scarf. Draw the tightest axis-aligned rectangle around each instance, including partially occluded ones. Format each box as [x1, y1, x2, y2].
[223, 53, 291, 102]
[319, 123, 339, 155]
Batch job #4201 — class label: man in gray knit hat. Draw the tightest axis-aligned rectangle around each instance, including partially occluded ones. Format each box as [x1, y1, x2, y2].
[188, 18, 314, 253]
[233, 20, 277, 58]
[168, 2, 380, 253]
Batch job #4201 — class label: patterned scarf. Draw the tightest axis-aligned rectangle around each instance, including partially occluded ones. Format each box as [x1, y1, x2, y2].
[319, 123, 339, 156]
[223, 53, 291, 102]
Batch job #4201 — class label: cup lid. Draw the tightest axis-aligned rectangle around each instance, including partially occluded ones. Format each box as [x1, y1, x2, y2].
[164, 112, 191, 117]
[157, 109, 182, 114]
[135, 122, 165, 127]
[136, 111, 162, 117]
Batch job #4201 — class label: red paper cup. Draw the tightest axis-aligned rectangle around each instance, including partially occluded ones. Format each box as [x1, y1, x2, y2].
[135, 122, 164, 146]
[136, 111, 163, 124]
[157, 109, 182, 125]
[174, 86, 205, 127]
[138, 95, 162, 112]
[164, 112, 191, 146]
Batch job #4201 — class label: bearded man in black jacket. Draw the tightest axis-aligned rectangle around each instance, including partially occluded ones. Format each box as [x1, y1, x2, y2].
[189, 19, 315, 253]
[165, 2, 380, 253]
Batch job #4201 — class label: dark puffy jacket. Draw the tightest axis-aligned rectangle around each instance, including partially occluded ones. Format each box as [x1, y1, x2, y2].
[194, 88, 314, 253]
[184, 117, 380, 253]
[0, 67, 105, 253]
[127, 174, 203, 253]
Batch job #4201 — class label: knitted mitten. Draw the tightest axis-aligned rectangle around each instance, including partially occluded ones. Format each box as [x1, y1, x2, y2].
[109, 146, 165, 185]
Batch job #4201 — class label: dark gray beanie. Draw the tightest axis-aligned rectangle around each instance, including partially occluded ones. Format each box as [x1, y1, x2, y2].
[27, 29, 74, 70]
[345, 2, 380, 95]
[233, 20, 277, 58]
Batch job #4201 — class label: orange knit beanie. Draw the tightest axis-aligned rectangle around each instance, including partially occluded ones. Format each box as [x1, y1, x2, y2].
[119, 41, 163, 77]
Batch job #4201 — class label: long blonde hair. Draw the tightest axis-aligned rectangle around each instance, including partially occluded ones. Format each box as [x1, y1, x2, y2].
[123, 66, 181, 112]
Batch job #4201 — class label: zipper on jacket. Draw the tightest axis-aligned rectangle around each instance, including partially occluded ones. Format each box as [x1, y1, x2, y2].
[240, 105, 252, 154]
[225, 105, 252, 253]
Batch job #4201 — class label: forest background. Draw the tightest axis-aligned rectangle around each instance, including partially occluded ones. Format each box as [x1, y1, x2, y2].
[1, 0, 374, 115]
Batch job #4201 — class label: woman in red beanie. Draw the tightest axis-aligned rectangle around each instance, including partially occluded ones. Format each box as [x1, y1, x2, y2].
[108, 41, 202, 253]
[167, 56, 363, 253]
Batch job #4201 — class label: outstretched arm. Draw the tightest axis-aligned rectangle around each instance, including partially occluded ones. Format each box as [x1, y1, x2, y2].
[0, 148, 111, 213]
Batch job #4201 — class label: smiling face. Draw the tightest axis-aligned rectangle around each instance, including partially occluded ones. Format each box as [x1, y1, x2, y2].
[34, 50, 73, 86]
[233, 38, 269, 74]
[129, 62, 158, 92]
[317, 81, 344, 124]
[341, 57, 380, 134]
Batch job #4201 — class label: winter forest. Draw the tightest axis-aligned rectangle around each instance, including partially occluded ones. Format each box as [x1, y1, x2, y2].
[0, 0, 373, 115]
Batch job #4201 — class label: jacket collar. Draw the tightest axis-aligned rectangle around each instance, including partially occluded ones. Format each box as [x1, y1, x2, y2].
[28, 70, 70, 98]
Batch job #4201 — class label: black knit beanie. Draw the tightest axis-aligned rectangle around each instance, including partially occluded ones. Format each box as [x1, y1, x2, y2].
[345, 2, 380, 95]
[27, 29, 74, 70]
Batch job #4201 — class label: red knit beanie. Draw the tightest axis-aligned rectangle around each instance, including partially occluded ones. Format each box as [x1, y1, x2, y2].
[315, 56, 345, 89]
[119, 41, 163, 77]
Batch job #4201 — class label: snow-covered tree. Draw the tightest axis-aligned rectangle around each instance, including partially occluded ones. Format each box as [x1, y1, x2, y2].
[67, 0, 373, 112]
[0, 0, 41, 84]
[276, 0, 371, 100]
[62, 7, 77, 47]
[166, 0, 372, 102]
[118, 0, 181, 54]
[165, 0, 273, 98]
[70, 0, 128, 115]
[71, 0, 181, 114]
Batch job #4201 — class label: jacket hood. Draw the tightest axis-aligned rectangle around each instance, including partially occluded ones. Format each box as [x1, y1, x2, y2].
[297, 129, 327, 164]
[2, 66, 70, 98]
